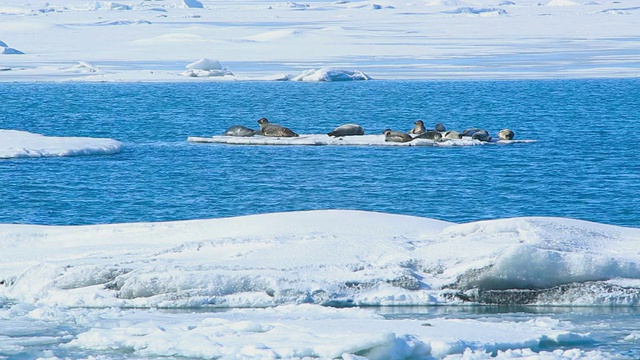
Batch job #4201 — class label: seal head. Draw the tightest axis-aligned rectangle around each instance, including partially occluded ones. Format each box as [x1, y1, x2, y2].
[409, 120, 427, 135]
[498, 129, 515, 140]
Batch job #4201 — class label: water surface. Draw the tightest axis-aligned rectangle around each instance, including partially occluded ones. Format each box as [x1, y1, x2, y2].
[1, 79, 638, 226]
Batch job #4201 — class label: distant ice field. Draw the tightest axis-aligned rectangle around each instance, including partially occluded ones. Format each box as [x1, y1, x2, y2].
[0, 0, 639, 81]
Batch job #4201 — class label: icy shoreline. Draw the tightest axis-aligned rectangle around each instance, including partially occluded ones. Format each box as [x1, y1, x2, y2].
[2, 210, 638, 359]
[2, 210, 639, 309]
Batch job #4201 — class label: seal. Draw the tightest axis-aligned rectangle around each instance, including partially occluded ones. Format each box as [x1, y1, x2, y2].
[460, 128, 482, 137]
[498, 129, 515, 140]
[409, 120, 427, 135]
[410, 121, 446, 134]
[471, 129, 492, 142]
[222, 125, 257, 137]
[443, 130, 461, 139]
[257, 118, 299, 137]
[327, 124, 365, 137]
[383, 129, 413, 143]
[461, 128, 491, 141]
[413, 130, 443, 141]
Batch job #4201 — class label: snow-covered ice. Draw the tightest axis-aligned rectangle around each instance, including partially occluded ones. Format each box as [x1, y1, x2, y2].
[0, 303, 602, 359]
[0, 130, 122, 159]
[2, 210, 638, 358]
[2, 210, 640, 308]
[0, 0, 638, 81]
[188, 133, 534, 146]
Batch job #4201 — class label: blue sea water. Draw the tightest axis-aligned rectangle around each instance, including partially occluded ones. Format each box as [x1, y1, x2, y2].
[1, 79, 638, 227]
[1, 79, 640, 358]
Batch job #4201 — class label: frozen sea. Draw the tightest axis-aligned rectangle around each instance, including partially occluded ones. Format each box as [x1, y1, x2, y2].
[1, 79, 640, 359]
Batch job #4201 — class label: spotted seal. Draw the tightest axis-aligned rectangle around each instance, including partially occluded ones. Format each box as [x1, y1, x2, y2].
[471, 130, 492, 142]
[327, 124, 365, 137]
[410, 121, 446, 135]
[460, 128, 491, 141]
[443, 130, 461, 139]
[460, 128, 482, 137]
[257, 118, 299, 137]
[409, 120, 427, 135]
[413, 130, 443, 141]
[383, 129, 413, 143]
[222, 125, 258, 137]
[498, 129, 515, 140]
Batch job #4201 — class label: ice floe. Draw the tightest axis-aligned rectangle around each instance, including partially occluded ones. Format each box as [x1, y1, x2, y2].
[187, 134, 533, 146]
[0, 130, 122, 159]
[1, 210, 639, 308]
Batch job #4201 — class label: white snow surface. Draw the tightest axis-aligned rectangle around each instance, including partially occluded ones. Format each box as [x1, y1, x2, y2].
[0, 0, 638, 81]
[1, 303, 602, 360]
[0, 130, 122, 158]
[188, 134, 534, 146]
[2, 210, 640, 308]
[3, 209, 638, 358]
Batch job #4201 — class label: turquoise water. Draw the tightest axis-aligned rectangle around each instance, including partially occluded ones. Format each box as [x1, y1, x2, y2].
[1, 79, 638, 226]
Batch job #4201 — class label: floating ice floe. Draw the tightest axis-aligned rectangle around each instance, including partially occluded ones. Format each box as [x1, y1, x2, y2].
[0, 130, 122, 159]
[291, 68, 372, 81]
[0, 303, 600, 359]
[187, 133, 533, 146]
[182, 58, 234, 77]
[54, 305, 594, 359]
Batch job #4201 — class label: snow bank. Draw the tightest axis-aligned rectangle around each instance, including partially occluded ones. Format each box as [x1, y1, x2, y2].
[182, 58, 234, 77]
[1, 210, 639, 308]
[1, 210, 635, 358]
[0, 130, 122, 159]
